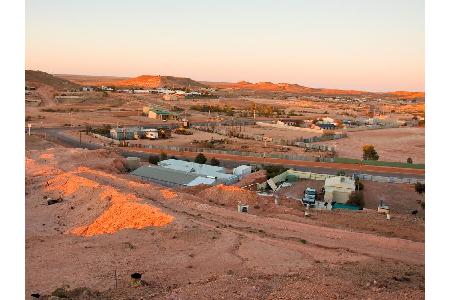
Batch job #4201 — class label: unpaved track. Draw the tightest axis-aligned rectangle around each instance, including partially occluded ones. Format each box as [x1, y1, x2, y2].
[138, 188, 424, 265]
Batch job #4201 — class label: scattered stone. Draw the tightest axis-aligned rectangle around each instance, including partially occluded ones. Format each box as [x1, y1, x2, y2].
[47, 198, 62, 205]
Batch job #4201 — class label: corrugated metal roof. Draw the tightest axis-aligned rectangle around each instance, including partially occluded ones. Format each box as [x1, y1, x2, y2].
[150, 108, 171, 115]
[158, 159, 232, 179]
[131, 165, 201, 185]
[186, 177, 216, 186]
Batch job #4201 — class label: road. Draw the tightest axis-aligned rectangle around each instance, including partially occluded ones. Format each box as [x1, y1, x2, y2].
[31, 126, 425, 179]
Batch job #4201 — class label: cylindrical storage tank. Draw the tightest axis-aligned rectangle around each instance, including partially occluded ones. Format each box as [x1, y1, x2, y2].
[126, 157, 140, 170]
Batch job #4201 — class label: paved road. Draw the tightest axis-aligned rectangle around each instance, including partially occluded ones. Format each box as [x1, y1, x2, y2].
[31, 127, 424, 179]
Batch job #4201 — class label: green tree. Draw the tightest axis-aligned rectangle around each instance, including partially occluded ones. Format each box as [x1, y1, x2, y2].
[355, 178, 364, 191]
[347, 191, 365, 207]
[362, 145, 379, 161]
[210, 157, 220, 166]
[194, 153, 207, 164]
[415, 182, 425, 195]
[148, 155, 160, 165]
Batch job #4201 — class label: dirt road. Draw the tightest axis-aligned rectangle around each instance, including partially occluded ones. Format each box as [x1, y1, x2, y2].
[129, 146, 425, 176]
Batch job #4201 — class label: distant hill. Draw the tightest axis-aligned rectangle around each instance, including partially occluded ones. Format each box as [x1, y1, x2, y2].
[57, 74, 207, 89]
[204, 80, 424, 99]
[204, 80, 368, 96]
[26, 70, 80, 90]
[50, 71, 424, 99]
[384, 91, 425, 99]
[55, 74, 129, 86]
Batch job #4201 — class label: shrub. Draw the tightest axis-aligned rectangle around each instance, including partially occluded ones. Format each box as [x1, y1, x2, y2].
[160, 152, 168, 161]
[407, 157, 413, 164]
[194, 153, 207, 164]
[210, 157, 220, 166]
[415, 182, 425, 195]
[362, 145, 379, 161]
[148, 155, 160, 165]
[355, 179, 364, 191]
[263, 165, 288, 179]
[347, 191, 365, 207]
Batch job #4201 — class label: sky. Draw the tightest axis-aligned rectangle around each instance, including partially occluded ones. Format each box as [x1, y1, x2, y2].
[25, 0, 424, 92]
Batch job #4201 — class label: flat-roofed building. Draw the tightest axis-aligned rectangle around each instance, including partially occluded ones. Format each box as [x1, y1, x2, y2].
[131, 165, 216, 187]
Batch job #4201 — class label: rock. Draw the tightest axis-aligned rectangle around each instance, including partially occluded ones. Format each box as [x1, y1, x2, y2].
[47, 199, 62, 205]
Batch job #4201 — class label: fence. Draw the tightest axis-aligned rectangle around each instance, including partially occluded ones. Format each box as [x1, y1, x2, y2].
[334, 157, 425, 170]
[90, 133, 120, 145]
[345, 124, 399, 132]
[358, 173, 424, 185]
[86, 132, 425, 173]
[257, 169, 423, 190]
[193, 125, 347, 147]
[131, 142, 336, 163]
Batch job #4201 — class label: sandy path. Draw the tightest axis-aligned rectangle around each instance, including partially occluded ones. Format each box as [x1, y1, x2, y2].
[144, 194, 424, 265]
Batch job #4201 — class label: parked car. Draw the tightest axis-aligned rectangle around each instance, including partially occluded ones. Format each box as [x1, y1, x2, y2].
[302, 187, 316, 205]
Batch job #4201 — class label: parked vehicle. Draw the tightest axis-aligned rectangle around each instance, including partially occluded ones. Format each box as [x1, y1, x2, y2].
[302, 187, 316, 205]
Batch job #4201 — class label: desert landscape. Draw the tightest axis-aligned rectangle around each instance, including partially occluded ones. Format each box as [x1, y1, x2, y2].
[24, 69, 425, 299]
[23, 1, 427, 299]
[26, 135, 424, 299]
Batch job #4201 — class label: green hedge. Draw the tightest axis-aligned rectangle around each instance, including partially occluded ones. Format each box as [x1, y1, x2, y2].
[334, 157, 425, 169]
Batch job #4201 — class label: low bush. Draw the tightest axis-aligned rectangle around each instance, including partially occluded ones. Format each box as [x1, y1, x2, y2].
[148, 155, 160, 165]
[347, 191, 365, 208]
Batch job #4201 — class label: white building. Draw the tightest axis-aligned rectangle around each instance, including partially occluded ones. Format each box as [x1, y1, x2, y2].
[233, 165, 252, 176]
[324, 176, 356, 203]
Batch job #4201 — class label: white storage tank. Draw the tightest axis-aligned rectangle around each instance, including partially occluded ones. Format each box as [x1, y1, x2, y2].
[126, 157, 141, 171]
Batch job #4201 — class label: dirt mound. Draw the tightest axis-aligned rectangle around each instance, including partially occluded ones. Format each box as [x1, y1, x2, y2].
[27, 155, 174, 237]
[160, 189, 177, 199]
[70, 187, 173, 237]
[233, 170, 267, 188]
[46, 171, 100, 196]
[26, 70, 80, 90]
[198, 184, 259, 206]
[178, 184, 211, 195]
[46, 148, 126, 173]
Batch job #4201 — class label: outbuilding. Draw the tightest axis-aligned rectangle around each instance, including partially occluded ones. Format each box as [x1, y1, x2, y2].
[323, 176, 356, 203]
[131, 165, 216, 187]
[233, 165, 252, 176]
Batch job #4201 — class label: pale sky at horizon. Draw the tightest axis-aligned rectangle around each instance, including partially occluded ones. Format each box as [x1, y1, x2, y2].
[25, 0, 424, 92]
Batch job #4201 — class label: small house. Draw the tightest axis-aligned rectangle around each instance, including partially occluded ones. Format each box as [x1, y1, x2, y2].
[147, 108, 177, 121]
[110, 127, 142, 140]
